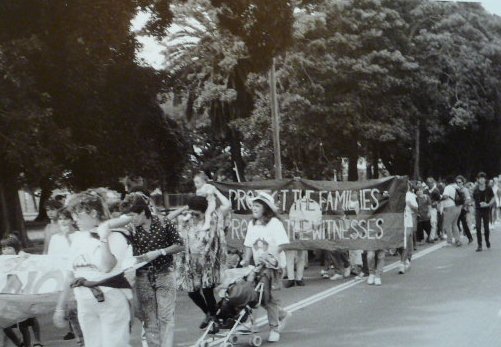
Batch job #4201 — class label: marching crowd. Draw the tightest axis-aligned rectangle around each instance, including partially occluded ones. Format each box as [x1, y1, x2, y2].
[1, 172, 500, 347]
[296, 172, 501, 288]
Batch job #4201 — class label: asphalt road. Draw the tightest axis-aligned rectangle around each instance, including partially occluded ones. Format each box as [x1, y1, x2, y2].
[3, 224, 500, 347]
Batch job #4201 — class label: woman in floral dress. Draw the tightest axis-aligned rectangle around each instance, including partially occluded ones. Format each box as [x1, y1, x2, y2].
[175, 184, 231, 330]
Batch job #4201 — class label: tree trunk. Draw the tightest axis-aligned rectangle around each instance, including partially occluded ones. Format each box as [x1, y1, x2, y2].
[370, 143, 380, 179]
[347, 155, 358, 181]
[366, 163, 373, 180]
[413, 120, 421, 180]
[0, 171, 26, 246]
[227, 129, 246, 182]
[347, 137, 359, 181]
[0, 179, 12, 240]
[160, 175, 170, 209]
[10, 187, 28, 247]
[34, 179, 51, 222]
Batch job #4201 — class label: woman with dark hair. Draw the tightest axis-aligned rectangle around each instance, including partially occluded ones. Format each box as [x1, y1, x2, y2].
[175, 184, 231, 332]
[240, 192, 291, 343]
[120, 192, 184, 347]
[52, 190, 134, 347]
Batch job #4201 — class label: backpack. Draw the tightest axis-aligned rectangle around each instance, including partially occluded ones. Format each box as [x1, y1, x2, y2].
[454, 188, 466, 206]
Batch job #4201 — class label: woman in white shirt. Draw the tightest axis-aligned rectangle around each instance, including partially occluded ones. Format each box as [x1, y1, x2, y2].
[241, 192, 292, 343]
[48, 208, 83, 346]
[53, 190, 133, 347]
[441, 176, 462, 246]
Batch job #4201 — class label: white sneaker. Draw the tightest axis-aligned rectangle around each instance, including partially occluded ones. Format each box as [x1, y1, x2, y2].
[398, 261, 405, 274]
[330, 274, 343, 281]
[374, 277, 382, 286]
[268, 329, 280, 342]
[343, 266, 351, 278]
[405, 260, 411, 271]
[277, 311, 291, 332]
[355, 272, 367, 279]
[320, 270, 330, 279]
[367, 274, 375, 285]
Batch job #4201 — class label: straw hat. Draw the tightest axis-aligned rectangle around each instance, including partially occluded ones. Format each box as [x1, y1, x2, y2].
[250, 192, 278, 213]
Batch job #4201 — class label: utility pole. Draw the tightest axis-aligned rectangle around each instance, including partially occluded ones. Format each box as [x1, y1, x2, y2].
[270, 57, 283, 179]
[413, 119, 420, 180]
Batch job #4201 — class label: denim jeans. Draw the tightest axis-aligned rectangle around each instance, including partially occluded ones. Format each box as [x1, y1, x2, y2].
[475, 208, 491, 247]
[259, 273, 288, 329]
[326, 251, 350, 274]
[367, 250, 385, 276]
[135, 270, 176, 347]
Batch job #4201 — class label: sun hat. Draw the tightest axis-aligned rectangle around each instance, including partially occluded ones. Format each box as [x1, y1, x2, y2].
[250, 192, 278, 213]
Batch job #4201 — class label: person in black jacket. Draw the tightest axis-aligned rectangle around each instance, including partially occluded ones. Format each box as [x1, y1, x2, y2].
[472, 172, 495, 252]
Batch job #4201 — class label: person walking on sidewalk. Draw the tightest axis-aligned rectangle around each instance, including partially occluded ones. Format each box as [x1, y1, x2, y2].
[472, 172, 495, 252]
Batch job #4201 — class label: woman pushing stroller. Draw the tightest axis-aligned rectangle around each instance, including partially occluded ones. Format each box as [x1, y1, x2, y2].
[240, 192, 292, 343]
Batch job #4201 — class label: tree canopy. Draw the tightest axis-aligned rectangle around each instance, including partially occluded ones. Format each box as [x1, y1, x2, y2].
[1, 0, 501, 239]
[0, 1, 186, 238]
[166, 0, 501, 182]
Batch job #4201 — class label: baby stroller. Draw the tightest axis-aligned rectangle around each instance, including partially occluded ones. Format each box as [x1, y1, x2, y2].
[194, 266, 265, 347]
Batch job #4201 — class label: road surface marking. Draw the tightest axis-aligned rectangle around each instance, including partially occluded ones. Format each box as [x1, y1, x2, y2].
[196, 241, 446, 346]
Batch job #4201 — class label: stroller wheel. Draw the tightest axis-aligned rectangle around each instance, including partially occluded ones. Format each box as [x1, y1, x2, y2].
[230, 335, 239, 344]
[249, 335, 262, 347]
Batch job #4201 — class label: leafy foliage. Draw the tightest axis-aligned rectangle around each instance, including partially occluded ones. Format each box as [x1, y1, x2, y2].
[0, 1, 186, 236]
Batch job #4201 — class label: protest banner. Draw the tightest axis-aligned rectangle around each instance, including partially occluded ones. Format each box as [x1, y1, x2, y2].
[0, 254, 145, 328]
[214, 176, 408, 251]
[0, 255, 72, 327]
